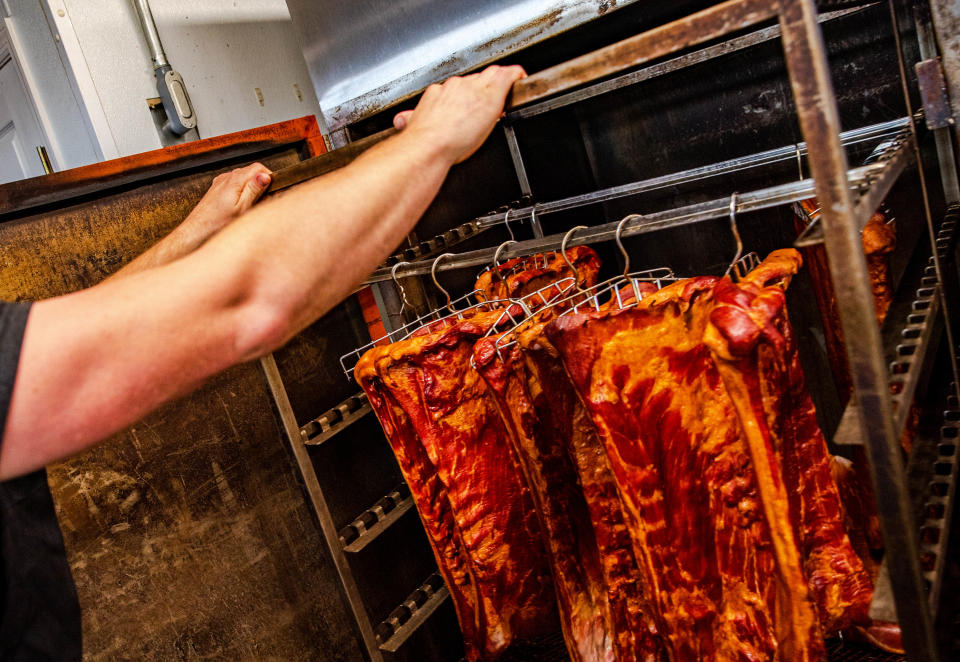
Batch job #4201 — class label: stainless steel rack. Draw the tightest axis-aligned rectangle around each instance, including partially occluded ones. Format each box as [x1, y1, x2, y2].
[360, 124, 914, 284]
[340, 484, 415, 554]
[261, 1, 960, 660]
[300, 391, 371, 446]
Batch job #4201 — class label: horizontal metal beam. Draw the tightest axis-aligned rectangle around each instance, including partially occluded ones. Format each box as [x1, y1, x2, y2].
[300, 392, 372, 446]
[376, 574, 449, 653]
[509, 0, 777, 108]
[363, 154, 908, 284]
[339, 484, 414, 554]
[264, 0, 779, 196]
[507, 5, 870, 120]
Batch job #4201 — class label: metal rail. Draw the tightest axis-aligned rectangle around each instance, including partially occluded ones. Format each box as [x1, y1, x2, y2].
[260, 355, 384, 662]
[922, 393, 960, 614]
[777, 0, 936, 657]
[339, 484, 414, 554]
[263, 0, 778, 197]
[300, 392, 371, 446]
[833, 270, 942, 447]
[481, 117, 906, 236]
[375, 574, 450, 653]
[362, 134, 912, 283]
[507, 5, 870, 120]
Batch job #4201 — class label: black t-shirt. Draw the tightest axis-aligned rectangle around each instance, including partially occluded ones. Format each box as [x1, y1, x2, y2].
[0, 303, 81, 660]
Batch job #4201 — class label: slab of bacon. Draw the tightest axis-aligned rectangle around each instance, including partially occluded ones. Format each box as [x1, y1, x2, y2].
[475, 246, 601, 302]
[473, 284, 661, 662]
[358, 243, 897, 660]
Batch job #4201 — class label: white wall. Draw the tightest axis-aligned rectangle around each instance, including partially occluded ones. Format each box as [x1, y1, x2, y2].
[9, 0, 321, 163]
[3, 0, 103, 169]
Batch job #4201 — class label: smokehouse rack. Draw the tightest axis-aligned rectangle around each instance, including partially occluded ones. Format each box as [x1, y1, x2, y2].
[258, 1, 960, 660]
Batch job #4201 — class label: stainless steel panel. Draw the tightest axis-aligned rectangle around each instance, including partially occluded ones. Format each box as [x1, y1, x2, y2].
[285, 0, 642, 130]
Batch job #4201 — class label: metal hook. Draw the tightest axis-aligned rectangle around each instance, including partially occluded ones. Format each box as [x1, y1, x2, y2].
[795, 143, 804, 181]
[503, 208, 516, 242]
[391, 262, 413, 318]
[561, 225, 588, 291]
[529, 206, 543, 265]
[431, 253, 456, 313]
[615, 215, 638, 278]
[724, 193, 743, 278]
[493, 240, 517, 284]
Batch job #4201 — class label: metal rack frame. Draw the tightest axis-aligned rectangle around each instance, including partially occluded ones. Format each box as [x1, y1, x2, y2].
[261, 2, 960, 660]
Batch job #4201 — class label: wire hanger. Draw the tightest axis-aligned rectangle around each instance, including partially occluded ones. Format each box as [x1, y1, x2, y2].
[529, 206, 547, 267]
[431, 253, 456, 313]
[616, 214, 640, 278]
[561, 225, 588, 292]
[391, 262, 414, 318]
[492, 240, 518, 284]
[723, 193, 744, 278]
[504, 208, 516, 242]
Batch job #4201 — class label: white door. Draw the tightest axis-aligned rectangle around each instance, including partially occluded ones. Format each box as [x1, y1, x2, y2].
[0, 45, 49, 183]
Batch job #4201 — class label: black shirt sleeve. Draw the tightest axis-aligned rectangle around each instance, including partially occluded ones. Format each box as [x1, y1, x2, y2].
[0, 302, 82, 660]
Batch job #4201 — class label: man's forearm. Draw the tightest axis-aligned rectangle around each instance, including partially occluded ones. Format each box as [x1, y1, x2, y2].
[110, 164, 272, 280]
[1, 66, 523, 479]
[189, 127, 457, 352]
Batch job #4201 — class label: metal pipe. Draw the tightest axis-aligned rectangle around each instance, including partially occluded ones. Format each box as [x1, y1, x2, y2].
[132, 0, 169, 69]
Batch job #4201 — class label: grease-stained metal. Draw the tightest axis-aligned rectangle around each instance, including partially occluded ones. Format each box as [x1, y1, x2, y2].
[777, 0, 936, 658]
[916, 58, 955, 130]
[508, 0, 778, 108]
[288, 0, 646, 131]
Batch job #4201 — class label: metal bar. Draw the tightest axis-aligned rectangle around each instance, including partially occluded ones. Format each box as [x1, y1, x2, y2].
[376, 575, 450, 653]
[833, 281, 942, 446]
[265, 0, 777, 196]
[480, 118, 906, 232]
[363, 157, 903, 283]
[265, 128, 398, 194]
[509, 0, 777, 108]
[259, 354, 384, 662]
[915, 3, 960, 204]
[507, 5, 870, 121]
[795, 127, 915, 246]
[300, 392, 372, 446]
[923, 398, 960, 614]
[777, 1, 937, 658]
[340, 484, 414, 554]
[502, 122, 540, 237]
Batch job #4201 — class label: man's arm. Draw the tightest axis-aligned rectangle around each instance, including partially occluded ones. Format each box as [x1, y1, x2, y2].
[0, 65, 525, 479]
[111, 163, 272, 277]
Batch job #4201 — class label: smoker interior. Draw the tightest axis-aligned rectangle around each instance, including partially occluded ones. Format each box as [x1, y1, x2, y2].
[278, 2, 960, 660]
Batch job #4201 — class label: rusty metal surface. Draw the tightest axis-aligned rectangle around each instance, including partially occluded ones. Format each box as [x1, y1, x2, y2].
[268, 0, 777, 198]
[509, 0, 777, 107]
[929, 0, 960, 147]
[0, 117, 324, 221]
[917, 58, 956, 130]
[778, 0, 937, 659]
[287, 0, 646, 131]
[0, 149, 365, 661]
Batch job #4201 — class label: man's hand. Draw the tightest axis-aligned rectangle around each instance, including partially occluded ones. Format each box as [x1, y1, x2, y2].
[110, 163, 272, 279]
[183, 162, 273, 238]
[392, 65, 527, 164]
